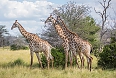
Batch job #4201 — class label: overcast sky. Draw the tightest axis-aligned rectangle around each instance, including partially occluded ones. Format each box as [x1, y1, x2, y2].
[0, 0, 116, 36]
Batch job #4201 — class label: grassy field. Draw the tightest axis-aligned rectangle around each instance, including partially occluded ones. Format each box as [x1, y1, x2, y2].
[0, 47, 116, 78]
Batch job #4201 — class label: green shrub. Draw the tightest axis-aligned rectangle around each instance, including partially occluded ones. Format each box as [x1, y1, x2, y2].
[98, 43, 116, 69]
[10, 44, 28, 50]
[51, 47, 65, 68]
[41, 47, 65, 68]
[41, 47, 77, 69]
[11, 58, 25, 66]
[1, 58, 26, 68]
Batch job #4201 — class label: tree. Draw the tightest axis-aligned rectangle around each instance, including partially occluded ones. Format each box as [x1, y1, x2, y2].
[41, 25, 62, 47]
[52, 1, 90, 33]
[95, 0, 112, 43]
[0, 25, 9, 47]
[42, 1, 100, 50]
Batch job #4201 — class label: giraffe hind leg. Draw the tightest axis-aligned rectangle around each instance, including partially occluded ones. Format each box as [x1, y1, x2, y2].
[89, 56, 93, 71]
[35, 53, 43, 68]
[86, 56, 92, 71]
[50, 56, 54, 68]
[47, 58, 50, 69]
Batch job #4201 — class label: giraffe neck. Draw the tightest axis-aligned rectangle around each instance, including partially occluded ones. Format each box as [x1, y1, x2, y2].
[51, 20, 66, 40]
[57, 19, 77, 38]
[17, 22, 31, 39]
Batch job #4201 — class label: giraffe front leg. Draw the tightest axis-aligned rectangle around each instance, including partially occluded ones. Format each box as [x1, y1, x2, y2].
[79, 52, 85, 69]
[73, 51, 80, 69]
[65, 51, 68, 69]
[69, 51, 73, 68]
[62, 43, 69, 69]
[82, 56, 85, 68]
[30, 51, 34, 69]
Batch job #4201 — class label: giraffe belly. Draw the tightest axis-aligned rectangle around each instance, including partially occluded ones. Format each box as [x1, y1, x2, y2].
[33, 43, 50, 53]
[34, 46, 45, 52]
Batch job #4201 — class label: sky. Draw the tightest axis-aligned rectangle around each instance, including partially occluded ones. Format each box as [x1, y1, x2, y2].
[0, 0, 116, 36]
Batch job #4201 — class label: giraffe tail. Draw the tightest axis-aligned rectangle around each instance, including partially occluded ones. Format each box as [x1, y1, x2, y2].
[90, 56, 93, 60]
[90, 45, 93, 54]
[50, 45, 55, 49]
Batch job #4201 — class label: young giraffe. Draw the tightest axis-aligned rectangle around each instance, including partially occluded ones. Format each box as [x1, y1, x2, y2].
[45, 15, 80, 68]
[11, 20, 54, 69]
[56, 16, 93, 71]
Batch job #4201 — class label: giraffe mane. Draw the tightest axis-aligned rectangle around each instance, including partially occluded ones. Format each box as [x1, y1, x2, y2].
[57, 16, 79, 37]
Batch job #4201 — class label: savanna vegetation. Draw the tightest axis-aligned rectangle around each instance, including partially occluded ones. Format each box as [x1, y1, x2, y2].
[0, 0, 116, 78]
[0, 47, 116, 78]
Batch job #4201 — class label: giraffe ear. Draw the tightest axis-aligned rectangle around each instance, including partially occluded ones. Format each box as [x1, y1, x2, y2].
[50, 14, 52, 17]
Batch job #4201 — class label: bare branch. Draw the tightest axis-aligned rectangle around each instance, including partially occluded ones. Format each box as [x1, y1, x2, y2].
[98, 1, 104, 8]
[94, 8, 102, 17]
[95, 0, 112, 42]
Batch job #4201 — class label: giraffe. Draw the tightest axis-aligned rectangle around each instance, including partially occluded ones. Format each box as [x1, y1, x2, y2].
[45, 15, 80, 69]
[56, 16, 93, 71]
[11, 20, 54, 69]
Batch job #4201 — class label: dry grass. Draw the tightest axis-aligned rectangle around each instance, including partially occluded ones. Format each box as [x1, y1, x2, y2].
[0, 47, 116, 78]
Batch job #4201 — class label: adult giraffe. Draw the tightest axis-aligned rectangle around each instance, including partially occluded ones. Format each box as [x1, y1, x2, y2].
[45, 15, 80, 69]
[56, 16, 93, 71]
[11, 20, 54, 69]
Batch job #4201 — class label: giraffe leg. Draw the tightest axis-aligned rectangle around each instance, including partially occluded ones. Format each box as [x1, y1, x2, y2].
[82, 56, 85, 68]
[79, 53, 83, 69]
[65, 51, 68, 68]
[80, 53, 85, 69]
[35, 53, 43, 68]
[87, 58, 89, 70]
[62, 42, 69, 69]
[49, 53, 54, 68]
[47, 57, 50, 69]
[73, 52, 80, 69]
[30, 51, 34, 69]
[51, 56, 54, 68]
[86, 55, 92, 71]
[89, 56, 93, 71]
[69, 51, 73, 68]
[63, 47, 68, 69]
[71, 48, 80, 69]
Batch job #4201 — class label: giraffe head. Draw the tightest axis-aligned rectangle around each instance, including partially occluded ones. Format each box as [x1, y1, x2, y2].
[45, 15, 56, 24]
[11, 20, 18, 30]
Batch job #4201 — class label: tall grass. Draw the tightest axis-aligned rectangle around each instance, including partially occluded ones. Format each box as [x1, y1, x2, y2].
[0, 47, 116, 78]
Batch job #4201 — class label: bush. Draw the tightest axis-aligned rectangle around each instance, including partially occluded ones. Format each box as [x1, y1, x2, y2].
[51, 47, 65, 68]
[3, 58, 26, 67]
[41, 47, 65, 68]
[41, 47, 77, 69]
[10, 44, 28, 50]
[11, 58, 25, 66]
[98, 42, 116, 69]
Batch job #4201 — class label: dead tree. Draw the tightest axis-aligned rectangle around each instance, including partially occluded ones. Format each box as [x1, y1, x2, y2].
[95, 0, 111, 42]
